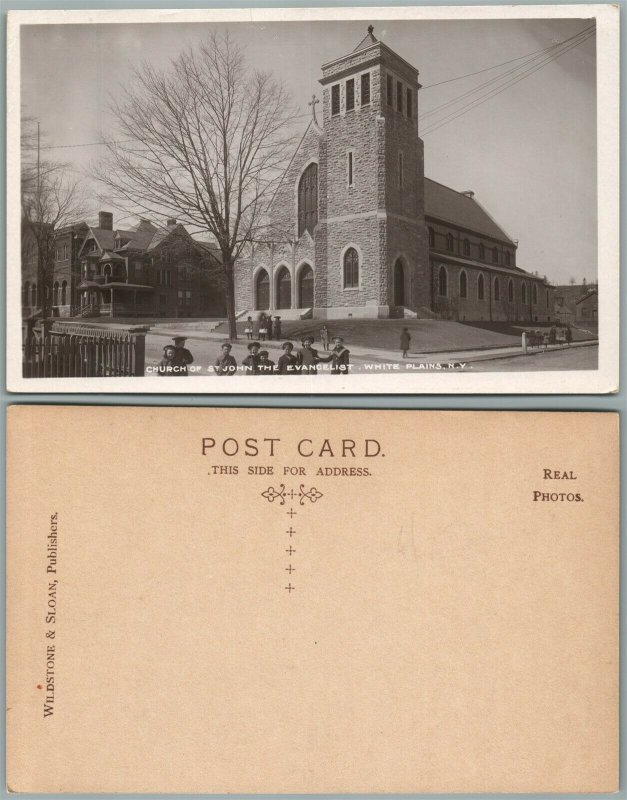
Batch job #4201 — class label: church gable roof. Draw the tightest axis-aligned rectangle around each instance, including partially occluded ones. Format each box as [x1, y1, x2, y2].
[424, 178, 515, 246]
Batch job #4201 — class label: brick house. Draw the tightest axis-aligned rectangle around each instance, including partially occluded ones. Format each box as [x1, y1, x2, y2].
[22, 211, 225, 319]
[21, 220, 88, 318]
[76, 212, 225, 318]
[234, 26, 553, 322]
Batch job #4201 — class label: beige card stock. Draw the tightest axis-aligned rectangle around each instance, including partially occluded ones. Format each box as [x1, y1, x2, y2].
[6, 407, 619, 793]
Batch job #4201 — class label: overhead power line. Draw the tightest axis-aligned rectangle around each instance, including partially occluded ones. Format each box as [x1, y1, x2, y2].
[420, 23, 595, 90]
[23, 23, 595, 152]
[420, 24, 594, 121]
[420, 29, 594, 137]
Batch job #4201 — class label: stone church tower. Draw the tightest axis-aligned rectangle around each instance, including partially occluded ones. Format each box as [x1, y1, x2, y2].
[315, 26, 430, 318]
[234, 28, 433, 319]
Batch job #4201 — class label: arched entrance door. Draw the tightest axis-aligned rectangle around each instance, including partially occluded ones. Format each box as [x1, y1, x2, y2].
[256, 270, 270, 310]
[394, 259, 405, 306]
[298, 264, 314, 308]
[276, 266, 291, 309]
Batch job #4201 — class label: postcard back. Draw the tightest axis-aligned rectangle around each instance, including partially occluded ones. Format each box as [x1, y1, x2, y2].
[6, 407, 618, 793]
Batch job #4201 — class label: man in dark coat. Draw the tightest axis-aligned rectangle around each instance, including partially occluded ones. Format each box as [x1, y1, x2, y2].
[242, 341, 261, 374]
[172, 336, 194, 375]
[214, 342, 237, 376]
[277, 341, 298, 375]
[565, 325, 573, 345]
[400, 327, 411, 358]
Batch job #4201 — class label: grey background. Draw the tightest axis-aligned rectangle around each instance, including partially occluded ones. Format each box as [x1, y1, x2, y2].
[1, 0, 624, 799]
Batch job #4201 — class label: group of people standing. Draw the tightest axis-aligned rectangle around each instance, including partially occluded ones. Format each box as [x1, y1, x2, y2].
[244, 314, 282, 342]
[214, 335, 350, 376]
[157, 336, 195, 376]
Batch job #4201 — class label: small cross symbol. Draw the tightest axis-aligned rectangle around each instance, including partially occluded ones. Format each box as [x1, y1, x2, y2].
[286, 545, 296, 555]
[287, 489, 297, 500]
[308, 93, 319, 123]
[286, 526, 296, 537]
[286, 508, 297, 518]
[285, 583, 296, 593]
[285, 564, 296, 574]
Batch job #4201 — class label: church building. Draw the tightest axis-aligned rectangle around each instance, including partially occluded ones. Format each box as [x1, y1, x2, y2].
[235, 26, 553, 322]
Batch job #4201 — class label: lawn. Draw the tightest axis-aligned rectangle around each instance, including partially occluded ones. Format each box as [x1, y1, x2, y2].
[213, 318, 523, 352]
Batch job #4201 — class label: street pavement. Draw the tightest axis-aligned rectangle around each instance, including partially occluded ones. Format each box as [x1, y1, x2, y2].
[145, 328, 598, 376]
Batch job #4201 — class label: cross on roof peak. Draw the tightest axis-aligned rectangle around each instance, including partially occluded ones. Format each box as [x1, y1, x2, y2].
[308, 94, 319, 124]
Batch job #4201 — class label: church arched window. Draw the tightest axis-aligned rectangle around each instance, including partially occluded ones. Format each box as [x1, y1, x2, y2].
[492, 247, 499, 264]
[53, 281, 60, 305]
[298, 163, 318, 238]
[446, 233, 454, 252]
[438, 265, 448, 297]
[463, 238, 470, 256]
[479, 243, 485, 260]
[494, 277, 500, 301]
[504, 250, 511, 266]
[459, 270, 467, 298]
[23, 281, 30, 307]
[546, 289, 550, 309]
[477, 273, 485, 300]
[428, 227, 435, 247]
[533, 283, 538, 305]
[521, 282, 527, 304]
[61, 280, 67, 306]
[508, 279, 514, 302]
[343, 247, 359, 289]
[255, 269, 270, 310]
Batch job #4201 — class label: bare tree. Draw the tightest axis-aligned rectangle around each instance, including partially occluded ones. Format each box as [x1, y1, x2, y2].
[21, 118, 88, 318]
[96, 31, 299, 339]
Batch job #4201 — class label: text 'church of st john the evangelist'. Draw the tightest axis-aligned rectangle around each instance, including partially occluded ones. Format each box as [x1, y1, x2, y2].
[234, 26, 553, 322]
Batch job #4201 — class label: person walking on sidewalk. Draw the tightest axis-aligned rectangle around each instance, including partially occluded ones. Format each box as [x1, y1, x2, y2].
[400, 327, 411, 358]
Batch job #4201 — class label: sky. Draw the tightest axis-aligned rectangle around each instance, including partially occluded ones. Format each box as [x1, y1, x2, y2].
[20, 17, 598, 285]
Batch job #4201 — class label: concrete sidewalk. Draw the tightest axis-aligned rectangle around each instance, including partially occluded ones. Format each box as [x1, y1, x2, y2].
[149, 325, 597, 365]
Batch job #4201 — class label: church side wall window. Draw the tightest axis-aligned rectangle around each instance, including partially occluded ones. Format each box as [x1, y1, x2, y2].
[406, 87, 413, 118]
[428, 227, 435, 247]
[438, 266, 448, 297]
[492, 247, 499, 264]
[347, 151, 354, 188]
[398, 152, 404, 189]
[463, 238, 470, 256]
[343, 247, 359, 289]
[478, 273, 485, 300]
[396, 81, 403, 113]
[446, 233, 454, 252]
[546, 289, 550, 309]
[505, 250, 511, 266]
[522, 282, 527, 304]
[459, 270, 468, 298]
[386, 74, 393, 106]
[494, 277, 500, 301]
[361, 73, 370, 106]
[346, 79, 355, 112]
[508, 279, 514, 302]
[533, 283, 538, 305]
[331, 84, 340, 116]
[479, 243, 485, 260]
[298, 162, 318, 238]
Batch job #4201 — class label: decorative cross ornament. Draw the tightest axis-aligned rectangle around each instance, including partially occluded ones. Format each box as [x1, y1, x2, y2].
[309, 94, 319, 124]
